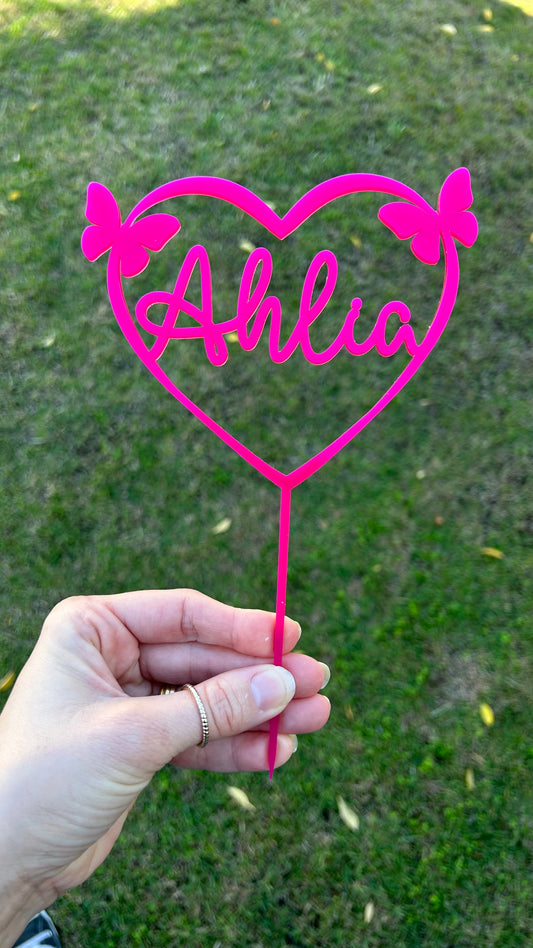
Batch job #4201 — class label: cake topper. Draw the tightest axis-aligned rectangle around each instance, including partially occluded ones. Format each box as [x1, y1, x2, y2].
[82, 169, 477, 775]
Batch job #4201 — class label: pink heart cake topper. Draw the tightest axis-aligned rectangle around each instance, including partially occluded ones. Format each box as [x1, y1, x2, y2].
[82, 168, 477, 774]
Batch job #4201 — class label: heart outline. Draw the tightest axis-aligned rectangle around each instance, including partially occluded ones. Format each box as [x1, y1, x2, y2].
[85, 170, 476, 489]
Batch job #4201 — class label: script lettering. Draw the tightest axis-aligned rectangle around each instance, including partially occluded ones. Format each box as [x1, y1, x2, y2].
[135, 245, 421, 366]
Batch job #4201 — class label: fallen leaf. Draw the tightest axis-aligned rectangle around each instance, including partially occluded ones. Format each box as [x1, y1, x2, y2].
[528, 233, 533, 244]
[483, 8, 494, 19]
[227, 786, 256, 810]
[337, 796, 359, 831]
[440, 23, 457, 35]
[325, 59, 335, 71]
[239, 239, 255, 254]
[0, 670, 16, 692]
[350, 235, 362, 249]
[345, 704, 354, 721]
[465, 767, 475, 790]
[480, 702, 495, 726]
[8, 190, 21, 201]
[270, 17, 281, 26]
[366, 83, 382, 95]
[478, 23, 495, 31]
[39, 333, 56, 349]
[212, 517, 232, 535]
[364, 901, 375, 924]
[225, 331, 239, 343]
[481, 547, 504, 559]
[434, 515, 444, 526]
[315, 53, 325, 62]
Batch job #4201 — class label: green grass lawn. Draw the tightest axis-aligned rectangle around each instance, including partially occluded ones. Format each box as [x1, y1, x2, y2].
[2, 1, 533, 945]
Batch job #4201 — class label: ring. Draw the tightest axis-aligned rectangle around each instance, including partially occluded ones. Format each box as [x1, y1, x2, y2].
[159, 684, 178, 695]
[159, 682, 209, 748]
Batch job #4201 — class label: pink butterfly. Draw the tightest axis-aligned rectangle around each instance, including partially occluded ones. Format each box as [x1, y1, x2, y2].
[81, 182, 181, 278]
[378, 167, 478, 265]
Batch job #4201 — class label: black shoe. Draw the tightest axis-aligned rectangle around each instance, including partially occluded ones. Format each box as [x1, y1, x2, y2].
[12, 910, 62, 948]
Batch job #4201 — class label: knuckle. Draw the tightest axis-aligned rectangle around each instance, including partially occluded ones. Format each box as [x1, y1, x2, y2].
[41, 595, 115, 654]
[41, 595, 94, 639]
[205, 678, 247, 738]
[178, 591, 203, 642]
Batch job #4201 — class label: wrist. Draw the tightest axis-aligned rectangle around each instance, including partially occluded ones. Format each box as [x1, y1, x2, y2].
[0, 873, 45, 948]
[0, 774, 48, 948]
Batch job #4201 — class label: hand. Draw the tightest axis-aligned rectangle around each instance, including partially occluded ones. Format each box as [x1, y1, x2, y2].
[0, 589, 330, 930]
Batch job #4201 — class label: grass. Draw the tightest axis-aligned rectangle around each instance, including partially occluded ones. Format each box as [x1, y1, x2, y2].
[1, 0, 533, 944]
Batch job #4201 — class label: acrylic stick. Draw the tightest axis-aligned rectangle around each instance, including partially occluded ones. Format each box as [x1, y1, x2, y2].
[268, 482, 293, 778]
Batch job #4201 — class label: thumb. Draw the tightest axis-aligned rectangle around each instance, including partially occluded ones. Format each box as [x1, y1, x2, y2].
[109, 663, 296, 776]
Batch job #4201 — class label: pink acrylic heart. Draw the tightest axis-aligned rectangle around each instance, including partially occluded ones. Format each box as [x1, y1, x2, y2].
[82, 168, 477, 774]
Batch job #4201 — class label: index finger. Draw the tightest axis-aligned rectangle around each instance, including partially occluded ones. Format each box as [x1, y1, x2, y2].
[102, 588, 302, 657]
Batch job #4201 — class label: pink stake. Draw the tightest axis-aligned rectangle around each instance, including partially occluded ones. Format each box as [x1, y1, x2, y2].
[81, 169, 478, 778]
[268, 483, 293, 776]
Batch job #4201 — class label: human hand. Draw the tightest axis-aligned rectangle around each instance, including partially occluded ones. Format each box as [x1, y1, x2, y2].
[0, 589, 330, 932]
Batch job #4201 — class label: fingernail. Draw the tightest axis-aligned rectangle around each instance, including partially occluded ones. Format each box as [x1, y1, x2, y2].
[319, 662, 331, 690]
[251, 667, 296, 712]
[290, 734, 298, 754]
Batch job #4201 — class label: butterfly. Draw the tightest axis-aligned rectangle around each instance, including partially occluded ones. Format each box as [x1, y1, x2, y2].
[81, 182, 181, 278]
[378, 167, 478, 265]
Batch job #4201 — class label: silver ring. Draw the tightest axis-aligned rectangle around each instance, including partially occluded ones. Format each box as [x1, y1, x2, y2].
[159, 683, 209, 748]
[180, 683, 209, 748]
